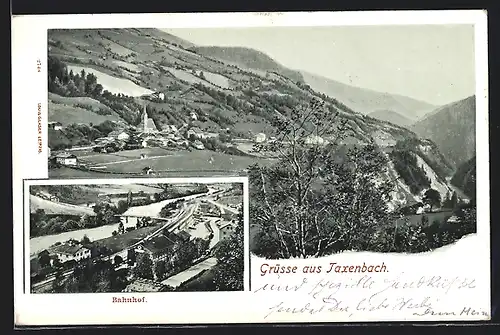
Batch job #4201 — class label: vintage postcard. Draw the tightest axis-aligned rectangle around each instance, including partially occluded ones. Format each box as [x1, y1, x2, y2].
[12, 10, 489, 325]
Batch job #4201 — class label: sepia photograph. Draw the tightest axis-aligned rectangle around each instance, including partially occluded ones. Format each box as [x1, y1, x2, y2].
[45, 25, 476, 258]
[27, 179, 245, 293]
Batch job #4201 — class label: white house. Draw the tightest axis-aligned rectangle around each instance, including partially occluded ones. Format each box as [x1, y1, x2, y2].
[192, 140, 205, 150]
[117, 131, 130, 141]
[55, 152, 78, 166]
[304, 135, 325, 145]
[447, 215, 461, 224]
[50, 243, 91, 263]
[190, 112, 198, 121]
[254, 133, 266, 143]
[161, 125, 178, 134]
[200, 132, 219, 139]
[48, 121, 63, 131]
[151, 92, 165, 101]
[187, 127, 204, 139]
[416, 204, 431, 214]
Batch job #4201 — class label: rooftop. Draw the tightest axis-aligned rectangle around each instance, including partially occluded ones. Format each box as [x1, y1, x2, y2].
[142, 234, 178, 254]
[177, 230, 192, 242]
[189, 127, 203, 133]
[50, 243, 88, 256]
[54, 152, 77, 158]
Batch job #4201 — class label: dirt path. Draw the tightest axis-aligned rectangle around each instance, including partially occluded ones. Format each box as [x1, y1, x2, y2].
[92, 155, 169, 167]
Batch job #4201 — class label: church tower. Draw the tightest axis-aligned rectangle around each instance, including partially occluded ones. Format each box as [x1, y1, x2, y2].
[143, 104, 148, 133]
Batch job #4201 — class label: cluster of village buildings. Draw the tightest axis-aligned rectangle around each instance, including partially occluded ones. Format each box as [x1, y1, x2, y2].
[48, 100, 330, 167]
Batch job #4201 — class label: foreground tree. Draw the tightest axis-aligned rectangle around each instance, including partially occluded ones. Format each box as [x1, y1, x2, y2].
[423, 188, 441, 212]
[213, 212, 244, 290]
[250, 98, 395, 258]
[133, 253, 154, 280]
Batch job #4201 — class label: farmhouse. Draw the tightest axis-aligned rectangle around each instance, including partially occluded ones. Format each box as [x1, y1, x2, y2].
[254, 133, 266, 143]
[187, 127, 204, 139]
[415, 204, 432, 214]
[151, 91, 165, 101]
[50, 242, 91, 263]
[192, 140, 205, 150]
[117, 131, 131, 141]
[54, 152, 78, 166]
[161, 125, 179, 134]
[48, 121, 63, 131]
[200, 132, 219, 139]
[303, 135, 325, 145]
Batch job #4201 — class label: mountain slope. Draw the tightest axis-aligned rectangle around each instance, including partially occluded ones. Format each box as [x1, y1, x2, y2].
[47, 28, 454, 209]
[411, 95, 475, 168]
[450, 156, 476, 199]
[301, 71, 436, 120]
[189, 46, 304, 83]
[367, 110, 413, 127]
[30, 195, 96, 216]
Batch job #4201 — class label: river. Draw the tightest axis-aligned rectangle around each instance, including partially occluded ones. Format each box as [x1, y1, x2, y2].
[30, 222, 122, 256]
[29, 188, 219, 256]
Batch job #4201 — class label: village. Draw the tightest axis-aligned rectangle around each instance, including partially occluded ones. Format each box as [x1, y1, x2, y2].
[47, 93, 329, 177]
[29, 182, 244, 293]
[48, 98, 269, 174]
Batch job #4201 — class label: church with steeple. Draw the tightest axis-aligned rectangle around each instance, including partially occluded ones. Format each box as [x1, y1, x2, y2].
[138, 104, 158, 133]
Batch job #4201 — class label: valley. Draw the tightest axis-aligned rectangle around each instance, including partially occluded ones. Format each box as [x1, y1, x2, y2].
[46, 28, 477, 258]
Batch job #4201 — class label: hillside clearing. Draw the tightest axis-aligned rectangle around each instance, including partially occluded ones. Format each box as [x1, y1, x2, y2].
[30, 195, 96, 216]
[67, 65, 154, 96]
[162, 66, 217, 88]
[198, 71, 231, 89]
[48, 98, 124, 126]
[112, 60, 141, 72]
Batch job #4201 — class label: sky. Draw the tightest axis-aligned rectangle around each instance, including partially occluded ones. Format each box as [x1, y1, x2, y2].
[162, 25, 475, 106]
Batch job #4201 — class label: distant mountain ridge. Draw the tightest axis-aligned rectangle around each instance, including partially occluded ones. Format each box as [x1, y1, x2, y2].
[367, 110, 413, 127]
[300, 71, 437, 121]
[47, 28, 456, 209]
[188, 46, 438, 122]
[411, 95, 476, 168]
[189, 46, 304, 83]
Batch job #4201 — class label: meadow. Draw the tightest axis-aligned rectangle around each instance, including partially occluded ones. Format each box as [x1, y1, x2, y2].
[50, 148, 274, 178]
[66, 64, 154, 97]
